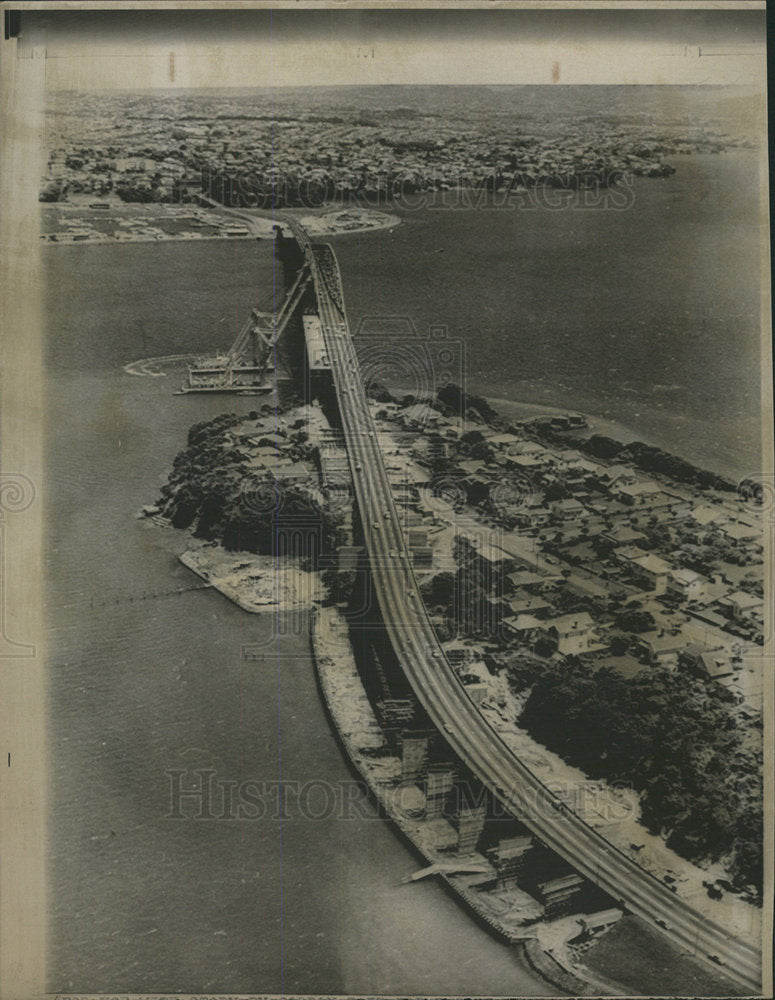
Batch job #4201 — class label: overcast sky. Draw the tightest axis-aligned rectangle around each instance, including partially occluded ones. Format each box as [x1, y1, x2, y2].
[16, 5, 766, 90]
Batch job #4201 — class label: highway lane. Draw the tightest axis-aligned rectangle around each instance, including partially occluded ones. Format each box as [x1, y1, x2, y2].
[225, 209, 762, 993]
[301, 235, 762, 994]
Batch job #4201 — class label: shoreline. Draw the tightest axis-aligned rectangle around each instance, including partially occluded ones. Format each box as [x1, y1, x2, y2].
[169, 481, 760, 944]
[128, 347, 740, 486]
[178, 543, 326, 613]
[152, 390, 762, 991]
[373, 379, 740, 483]
[310, 605, 601, 996]
[484, 394, 701, 470]
[45, 208, 755, 484]
[41, 204, 401, 246]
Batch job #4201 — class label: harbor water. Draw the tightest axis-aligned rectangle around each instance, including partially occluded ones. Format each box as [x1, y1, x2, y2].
[44, 147, 763, 993]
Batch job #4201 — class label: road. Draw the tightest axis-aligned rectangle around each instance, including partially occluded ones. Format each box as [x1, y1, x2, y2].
[230, 206, 763, 994]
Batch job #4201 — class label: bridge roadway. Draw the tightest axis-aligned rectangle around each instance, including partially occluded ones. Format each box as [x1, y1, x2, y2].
[233, 208, 762, 993]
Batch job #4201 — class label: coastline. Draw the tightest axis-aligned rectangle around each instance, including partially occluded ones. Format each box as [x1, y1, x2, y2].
[375, 380, 740, 481]
[297, 207, 401, 236]
[485, 395, 658, 448]
[42, 204, 401, 246]
[45, 201, 755, 484]
[309, 604, 601, 996]
[178, 543, 326, 613]
[179, 524, 760, 945]
[308, 605, 743, 997]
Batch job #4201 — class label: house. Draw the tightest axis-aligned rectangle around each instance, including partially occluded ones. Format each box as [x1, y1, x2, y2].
[512, 441, 547, 456]
[721, 521, 760, 543]
[717, 590, 763, 621]
[666, 569, 706, 602]
[557, 449, 584, 464]
[506, 569, 545, 591]
[616, 481, 664, 506]
[690, 504, 725, 527]
[602, 525, 647, 548]
[502, 613, 544, 638]
[544, 612, 605, 655]
[458, 459, 491, 478]
[507, 595, 552, 618]
[576, 909, 623, 938]
[558, 632, 609, 656]
[507, 454, 545, 471]
[506, 570, 562, 594]
[687, 606, 732, 631]
[599, 464, 638, 488]
[400, 403, 440, 430]
[644, 491, 684, 511]
[572, 458, 604, 475]
[554, 498, 585, 520]
[514, 507, 551, 529]
[664, 496, 693, 519]
[629, 554, 673, 594]
[696, 652, 736, 681]
[637, 632, 687, 666]
[483, 432, 521, 451]
[546, 612, 595, 638]
[461, 532, 514, 575]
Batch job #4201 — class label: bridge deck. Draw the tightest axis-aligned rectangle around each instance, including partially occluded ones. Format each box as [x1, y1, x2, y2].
[222, 207, 763, 993]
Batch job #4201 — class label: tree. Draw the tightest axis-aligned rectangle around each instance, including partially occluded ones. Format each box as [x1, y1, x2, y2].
[518, 658, 763, 896]
[533, 631, 558, 658]
[614, 609, 655, 633]
[39, 181, 65, 202]
[608, 632, 630, 656]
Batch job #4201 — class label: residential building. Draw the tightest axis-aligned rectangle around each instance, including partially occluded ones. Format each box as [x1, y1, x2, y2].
[666, 569, 706, 602]
[629, 553, 673, 594]
[717, 590, 763, 621]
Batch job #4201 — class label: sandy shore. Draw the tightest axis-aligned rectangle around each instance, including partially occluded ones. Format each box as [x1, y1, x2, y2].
[179, 543, 326, 613]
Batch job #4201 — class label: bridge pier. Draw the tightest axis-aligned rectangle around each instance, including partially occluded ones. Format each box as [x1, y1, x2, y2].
[456, 803, 487, 855]
[401, 731, 429, 783]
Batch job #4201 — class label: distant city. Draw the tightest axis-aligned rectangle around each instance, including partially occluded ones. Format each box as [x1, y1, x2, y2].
[41, 88, 755, 208]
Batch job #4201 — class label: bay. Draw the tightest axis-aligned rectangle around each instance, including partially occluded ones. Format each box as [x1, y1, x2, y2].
[44, 144, 763, 992]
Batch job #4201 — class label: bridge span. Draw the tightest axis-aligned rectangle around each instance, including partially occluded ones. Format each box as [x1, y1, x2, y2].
[228, 208, 763, 994]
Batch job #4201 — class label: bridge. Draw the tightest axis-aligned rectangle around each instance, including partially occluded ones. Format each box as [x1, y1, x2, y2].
[223, 208, 763, 993]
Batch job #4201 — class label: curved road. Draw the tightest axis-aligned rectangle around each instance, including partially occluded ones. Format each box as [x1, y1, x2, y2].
[232, 206, 763, 994]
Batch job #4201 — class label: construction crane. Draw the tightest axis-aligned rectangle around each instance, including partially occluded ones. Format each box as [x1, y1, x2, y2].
[180, 262, 312, 394]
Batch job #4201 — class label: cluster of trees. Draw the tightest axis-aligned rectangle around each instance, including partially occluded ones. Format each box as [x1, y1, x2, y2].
[157, 411, 344, 557]
[486, 648, 553, 694]
[436, 384, 500, 424]
[530, 430, 734, 493]
[520, 658, 763, 898]
[39, 181, 67, 202]
[114, 181, 165, 203]
[585, 434, 734, 492]
[620, 440, 735, 492]
[419, 537, 506, 640]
